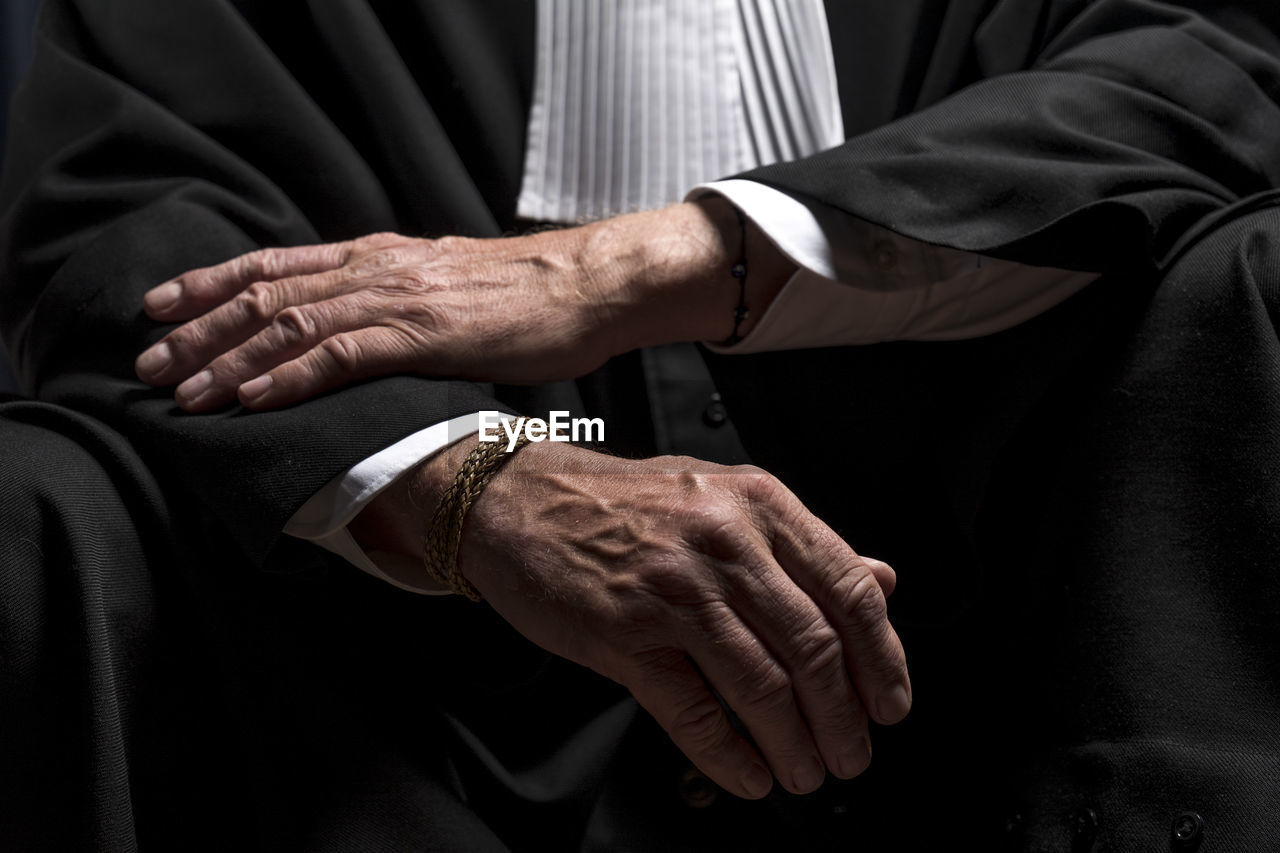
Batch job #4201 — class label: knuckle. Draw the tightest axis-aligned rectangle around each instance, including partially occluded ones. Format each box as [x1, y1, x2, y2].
[669, 696, 729, 753]
[245, 248, 281, 280]
[725, 465, 798, 537]
[357, 246, 409, 275]
[861, 556, 894, 580]
[398, 297, 447, 332]
[354, 231, 401, 249]
[730, 464, 784, 503]
[431, 234, 465, 255]
[863, 556, 896, 587]
[739, 665, 795, 715]
[682, 499, 748, 552]
[166, 322, 210, 353]
[791, 624, 846, 686]
[689, 500, 740, 535]
[236, 281, 277, 323]
[320, 332, 362, 372]
[272, 305, 316, 344]
[395, 266, 437, 294]
[832, 570, 889, 636]
[205, 355, 240, 383]
[177, 268, 219, 303]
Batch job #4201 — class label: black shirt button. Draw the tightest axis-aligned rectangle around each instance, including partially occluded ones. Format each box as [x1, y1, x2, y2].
[1071, 807, 1098, 851]
[677, 766, 718, 809]
[702, 393, 728, 428]
[1171, 811, 1204, 849]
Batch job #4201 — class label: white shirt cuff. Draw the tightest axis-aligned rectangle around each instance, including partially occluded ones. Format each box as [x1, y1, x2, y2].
[689, 179, 1099, 354]
[283, 412, 488, 595]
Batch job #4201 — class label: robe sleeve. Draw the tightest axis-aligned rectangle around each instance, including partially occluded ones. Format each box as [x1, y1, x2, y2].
[741, 0, 1280, 277]
[0, 0, 526, 567]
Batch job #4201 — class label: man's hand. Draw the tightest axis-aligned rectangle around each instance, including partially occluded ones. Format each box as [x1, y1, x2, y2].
[134, 200, 793, 411]
[354, 441, 912, 800]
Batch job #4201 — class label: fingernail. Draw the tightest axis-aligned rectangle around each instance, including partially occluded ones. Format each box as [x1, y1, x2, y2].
[741, 763, 773, 799]
[145, 281, 182, 312]
[177, 369, 213, 402]
[135, 342, 172, 377]
[794, 755, 826, 792]
[240, 374, 272, 401]
[877, 683, 912, 723]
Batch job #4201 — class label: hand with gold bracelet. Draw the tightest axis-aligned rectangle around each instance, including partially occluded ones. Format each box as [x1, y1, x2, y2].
[350, 434, 911, 801]
[133, 197, 911, 801]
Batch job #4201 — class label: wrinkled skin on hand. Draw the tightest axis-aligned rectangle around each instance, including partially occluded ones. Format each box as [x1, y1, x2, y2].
[134, 200, 789, 411]
[139, 198, 903, 798]
[423, 441, 913, 800]
[134, 229, 623, 410]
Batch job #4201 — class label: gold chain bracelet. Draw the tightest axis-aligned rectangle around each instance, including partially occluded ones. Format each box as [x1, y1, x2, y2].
[423, 430, 532, 600]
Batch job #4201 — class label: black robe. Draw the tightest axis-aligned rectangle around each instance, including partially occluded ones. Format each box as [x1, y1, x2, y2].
[2, 0, 1279, 849]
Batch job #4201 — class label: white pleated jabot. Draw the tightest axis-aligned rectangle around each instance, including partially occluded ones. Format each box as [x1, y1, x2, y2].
[516, 0, 844, 224]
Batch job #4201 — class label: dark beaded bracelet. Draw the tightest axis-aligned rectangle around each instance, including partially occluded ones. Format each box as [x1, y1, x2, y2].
[721, 208, 749, 346]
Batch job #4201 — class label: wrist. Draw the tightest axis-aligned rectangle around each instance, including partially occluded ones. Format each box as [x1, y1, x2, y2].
[453, 439, 586, 593]
[347, 436, 475, 561]
[728, 199, 799, 343]
[577, 199, 795, 352]
[348, 435, 589, 596]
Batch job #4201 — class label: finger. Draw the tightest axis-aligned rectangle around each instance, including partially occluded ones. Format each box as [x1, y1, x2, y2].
[723, 557, 874, 782]
[144, 243, 352, 322]
[863, 555, 897, 597]
[168, 293, 384, 411]
[627, 648, 775, 801]
[136, 270, 349, 389]
[234, 327, 421, 411]
[771, 505, 913, 727]
[676, 601, 829, 796]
